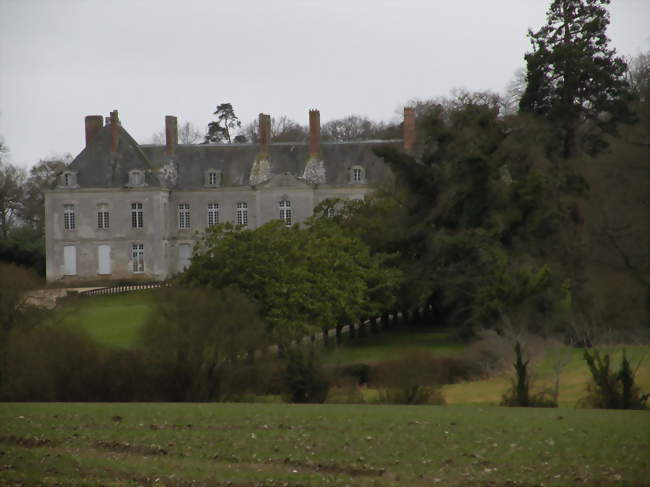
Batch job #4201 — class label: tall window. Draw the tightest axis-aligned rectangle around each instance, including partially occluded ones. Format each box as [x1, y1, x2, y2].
[352, 167, 364, 182]
[131, 202, 143, 228]
[207, 202, 219, 227]
[236, 202, 248, 226]
[63, 204, 75, 230]
[97, 203, 110, 229]
[178, 203, 191, 229]
[279, 199, 292, 226]
[327, 207, 336, 218]
[132, 243, 144, 273]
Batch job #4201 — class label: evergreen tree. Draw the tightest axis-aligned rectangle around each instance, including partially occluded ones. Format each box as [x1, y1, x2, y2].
[205, 103, 241, 144]
[519, 0, 634, 157]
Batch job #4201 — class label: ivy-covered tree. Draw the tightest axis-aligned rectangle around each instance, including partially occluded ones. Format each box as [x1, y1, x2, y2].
[519, 0, 634, 157]
[374, 93, 567, 337]
[205, 103, 241, 144]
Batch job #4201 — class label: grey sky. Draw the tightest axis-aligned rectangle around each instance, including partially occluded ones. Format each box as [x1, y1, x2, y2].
[1, 0, 648, 169]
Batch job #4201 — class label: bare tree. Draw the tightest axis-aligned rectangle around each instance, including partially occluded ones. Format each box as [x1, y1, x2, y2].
[546, 338, 573, 403]
[322, 115, 399, 142]
[627, 51, 650, 99]
[0, 142, 26, 239]
[503, 68, 527, 115]
[150, 121, 203, 145]
[20, 155, 70, 234]
[240, 115, 307, 143]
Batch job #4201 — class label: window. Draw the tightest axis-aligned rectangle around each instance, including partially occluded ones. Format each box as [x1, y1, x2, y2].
[178, 203, 191, 229]
[63, 204, 75, 230]
[351, 166, 365, 183]
[61, 172, 76, 187]
[97, 203, 110, 229]
[207, 202, 219, 227]
[132, 243, 144, 273]
[327, 207, 336, 218]
[131, 202, 143, 228]
[129, 170, 144, 186]
[236, 202, 248, 226]
[279, 199, 292, 226]
[205, 170, 221, 187]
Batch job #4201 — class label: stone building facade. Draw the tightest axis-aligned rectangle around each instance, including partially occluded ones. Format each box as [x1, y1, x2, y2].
[45, 108, 415, 282]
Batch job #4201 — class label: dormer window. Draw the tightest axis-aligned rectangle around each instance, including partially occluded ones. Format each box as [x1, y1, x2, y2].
[350, 165, 366, 184]
[205, 169, 221, 187]
[60, 171, 77, 188]
[129, 170, 145, 187]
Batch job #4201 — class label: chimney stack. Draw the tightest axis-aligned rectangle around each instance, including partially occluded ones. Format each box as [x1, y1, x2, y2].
[109, 110, 120, 152]
[258, 113, 271, 155]
[165, 115, 178, 155]
[84, 115, 103, 147]
[403, 107, 415, 153]
[309, 109, 320, 157]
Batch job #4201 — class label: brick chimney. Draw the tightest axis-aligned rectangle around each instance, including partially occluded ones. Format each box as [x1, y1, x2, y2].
[309, 109, 320, 158]
[165, 115, 178, 155]
[109, 110, 120, 152]
[403, 107, 415, 153]
[258, 113, 270, 155]
[84, 115, 103, 147]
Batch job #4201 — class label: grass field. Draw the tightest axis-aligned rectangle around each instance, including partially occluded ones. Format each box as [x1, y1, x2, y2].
[49, 291, 158, 348]
[444, 346, 650, 407]
[1, 402, 648, 486]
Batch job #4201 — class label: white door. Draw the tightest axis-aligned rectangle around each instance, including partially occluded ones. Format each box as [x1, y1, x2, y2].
[178, 244, 192, 271]
[63, 245, 77, 275]
[98, 245, 111, 275]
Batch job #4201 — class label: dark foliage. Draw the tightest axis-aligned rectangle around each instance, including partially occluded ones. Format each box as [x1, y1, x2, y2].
[579, 349, 647, 409]
[0, 226, 45, 275]
[138, 287, 267, 402]
[282, 345, 330, 403]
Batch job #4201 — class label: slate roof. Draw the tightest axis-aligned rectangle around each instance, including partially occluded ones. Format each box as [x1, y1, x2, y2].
[67, 122, 398, 189]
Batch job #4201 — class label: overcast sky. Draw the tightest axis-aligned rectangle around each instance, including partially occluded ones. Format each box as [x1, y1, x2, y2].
[1, 0, 648, 169]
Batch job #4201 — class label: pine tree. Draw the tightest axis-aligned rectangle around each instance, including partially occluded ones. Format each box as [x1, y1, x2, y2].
[205, 103, 241, 144]
[519, 0, 634, 157]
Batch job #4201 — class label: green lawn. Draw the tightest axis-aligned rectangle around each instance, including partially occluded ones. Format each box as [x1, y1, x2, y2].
[1, 402, 648, 486]
[50, 290, 158, 348]
[323, 326, 464, 365]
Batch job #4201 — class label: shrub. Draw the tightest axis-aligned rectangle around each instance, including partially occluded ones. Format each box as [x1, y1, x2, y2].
[578, 349, 648, 410]
[138, 286, 266, 402]
[325, 377, 365, 404]
[282, 345, 330, 403]
[1, 325, 152, 401]
[339, 363, 371, 385]
[371, 348, 446, 405]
